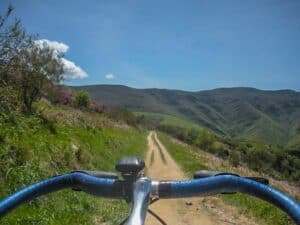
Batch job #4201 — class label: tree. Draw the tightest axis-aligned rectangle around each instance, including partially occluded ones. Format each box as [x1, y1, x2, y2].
[0, 4, 28, 116]
[0, 4, 30, 85]
[0, 4, 64, 114]
[15, 43, 64, 113]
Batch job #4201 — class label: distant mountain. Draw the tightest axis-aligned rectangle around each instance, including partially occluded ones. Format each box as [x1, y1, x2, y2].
[73, 85, 300, 146]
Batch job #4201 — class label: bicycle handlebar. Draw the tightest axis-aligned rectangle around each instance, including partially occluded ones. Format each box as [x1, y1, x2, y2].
[0, 173, 299, 224]
[0, 172, 122, 217]
[160, 175, 300, 224]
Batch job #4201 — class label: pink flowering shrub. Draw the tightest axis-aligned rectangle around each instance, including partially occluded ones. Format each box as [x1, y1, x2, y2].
[57, 88, 74, 105]
[90, 101, 105, 113]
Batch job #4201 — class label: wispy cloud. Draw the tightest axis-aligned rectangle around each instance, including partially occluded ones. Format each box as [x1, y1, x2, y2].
[35, 39, 88, 79]
[105, 73, 115, 80]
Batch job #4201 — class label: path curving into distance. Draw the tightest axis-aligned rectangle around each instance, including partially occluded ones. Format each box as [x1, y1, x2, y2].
[144, 131, 217, 225]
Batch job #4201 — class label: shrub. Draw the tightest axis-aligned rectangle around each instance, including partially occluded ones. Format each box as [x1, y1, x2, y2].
[194, 130, 214, 150]
[229, 150, 241, 167]
[57, 88, 74, 105]
[90, 101, 105, 113]
[45, 85, 74, 105]
[74, 91, 90, 108]
[245, 148, 275, 172]
[186, 129, 199, 143]
[106, 108, 138, 126]
[0, 85, 21, 117]
[156, 120, 299, 183]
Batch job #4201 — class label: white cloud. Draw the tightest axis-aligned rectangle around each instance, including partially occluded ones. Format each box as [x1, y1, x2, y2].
[35, 39, 69, 55]
[61, 58, 88, 79]
[34, 39, 88, 79]
[105, 73, 115, 80]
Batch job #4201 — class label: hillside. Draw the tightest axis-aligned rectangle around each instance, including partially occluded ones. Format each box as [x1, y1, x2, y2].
[0, 104, 147, 225]
[73, 85, 300, 146]
[157, 132, 299, 225]
[134, 111, 204, 131]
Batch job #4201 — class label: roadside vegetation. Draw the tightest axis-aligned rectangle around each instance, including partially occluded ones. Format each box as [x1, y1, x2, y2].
[157, 132, 296, 225]
[0, 109, 147, 225]
[153, 122, 300, 184]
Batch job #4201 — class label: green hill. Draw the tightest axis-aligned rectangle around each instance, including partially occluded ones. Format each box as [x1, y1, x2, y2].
[73, 85, 300, 146]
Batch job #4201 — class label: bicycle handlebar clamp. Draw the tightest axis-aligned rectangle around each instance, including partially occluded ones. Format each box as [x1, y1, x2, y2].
[124, 177, 152, 225]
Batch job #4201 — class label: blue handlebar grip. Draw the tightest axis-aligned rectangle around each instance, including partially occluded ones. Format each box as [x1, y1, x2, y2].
[0, 172, 120, 218]
[167, 175, 300, 224]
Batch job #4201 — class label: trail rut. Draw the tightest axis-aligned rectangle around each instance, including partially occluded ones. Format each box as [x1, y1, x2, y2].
[144, 131, 257, 225]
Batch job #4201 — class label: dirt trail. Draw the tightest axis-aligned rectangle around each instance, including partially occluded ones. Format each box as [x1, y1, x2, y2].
[144, 131, 257, 225]
[145, 131, 217, 225]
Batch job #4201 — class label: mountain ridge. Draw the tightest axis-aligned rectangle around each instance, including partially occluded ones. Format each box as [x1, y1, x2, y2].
[73, 84, 300, 146]
[71, 84, 299, 93]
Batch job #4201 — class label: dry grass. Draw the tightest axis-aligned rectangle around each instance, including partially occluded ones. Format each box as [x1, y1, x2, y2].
[36, 102, 131, 130]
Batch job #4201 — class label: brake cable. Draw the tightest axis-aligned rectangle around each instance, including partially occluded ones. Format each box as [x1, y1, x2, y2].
[147, 208, 167, 225]
[119, 196, 167, 225]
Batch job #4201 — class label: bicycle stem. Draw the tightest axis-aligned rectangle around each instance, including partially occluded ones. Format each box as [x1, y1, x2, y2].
[125, 177, 152, 225]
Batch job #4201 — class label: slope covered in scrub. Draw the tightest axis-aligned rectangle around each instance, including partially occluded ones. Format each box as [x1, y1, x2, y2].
[0, 105, 147, 225]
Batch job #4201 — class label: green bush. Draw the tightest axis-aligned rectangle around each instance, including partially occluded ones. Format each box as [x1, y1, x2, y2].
[157, 123, 300, 183]
[0, 86, 21, 118]
[74, 91, 90, 108]
[229, 150, 241, 167]
[192, 130, 214, 150]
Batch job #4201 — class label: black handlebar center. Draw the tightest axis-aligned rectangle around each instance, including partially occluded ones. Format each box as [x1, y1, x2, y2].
[116, 157, 145, 202]
[116, 157, 145, 175]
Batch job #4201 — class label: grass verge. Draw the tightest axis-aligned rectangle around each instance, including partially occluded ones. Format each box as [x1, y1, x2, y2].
[0, 114, 147, 225]
[157, 132, 294, 225]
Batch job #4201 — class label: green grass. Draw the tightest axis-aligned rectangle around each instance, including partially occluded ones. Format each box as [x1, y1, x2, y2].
[135, 111, 203, 130]
[222, 194, 292, 225]
[157, 132, 294, 225]
[157, 132, 208, 175]
[0, 114, 147, 225]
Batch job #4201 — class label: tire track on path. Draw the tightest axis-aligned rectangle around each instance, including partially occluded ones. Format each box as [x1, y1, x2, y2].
[145, 131, 217, 225]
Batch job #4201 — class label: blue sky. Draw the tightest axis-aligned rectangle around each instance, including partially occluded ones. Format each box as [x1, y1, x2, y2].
[2, 0, 300, 91]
